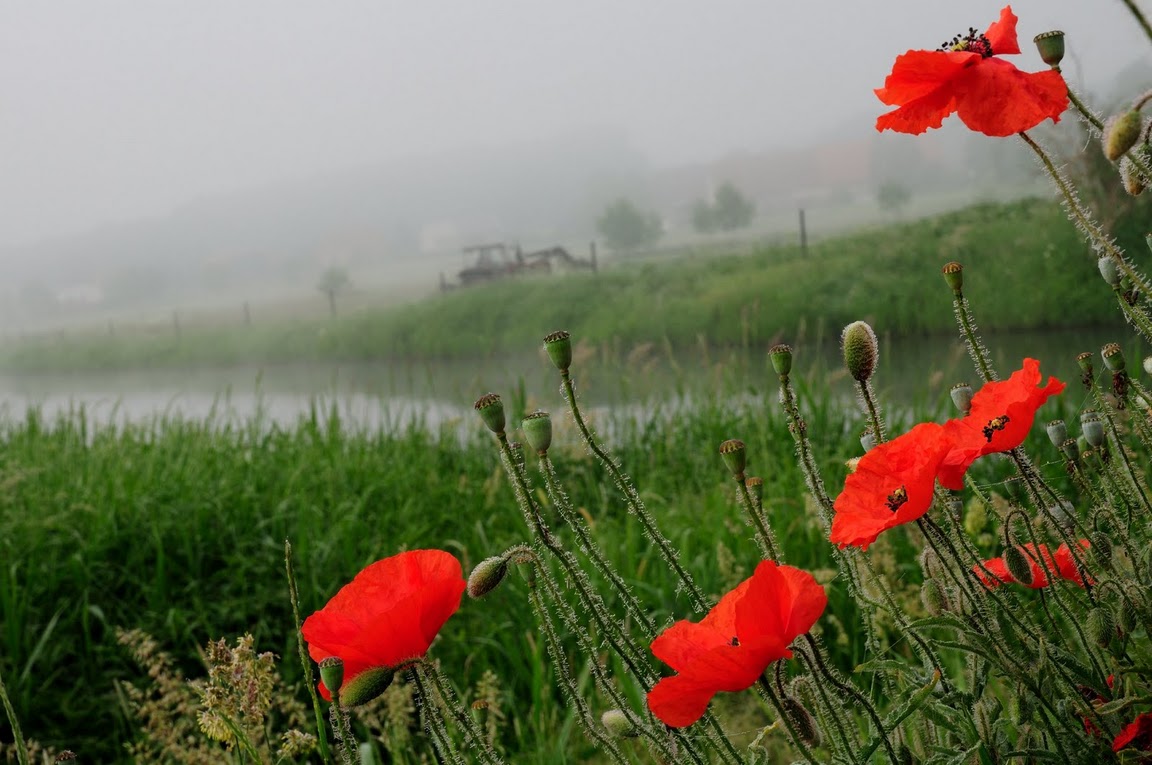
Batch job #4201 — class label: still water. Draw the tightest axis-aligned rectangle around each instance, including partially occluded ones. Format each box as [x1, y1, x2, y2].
[0, 325, 1140, 431]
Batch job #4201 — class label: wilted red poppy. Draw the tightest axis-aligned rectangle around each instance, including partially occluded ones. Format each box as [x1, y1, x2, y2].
[1114, 711, 1152, 752]
[938, 359, 1065, 490]
[975, 540, 1090, 589]
[303, 549, 466, 703]
[647, 561, 827, 727]
[831, 422, 953, 550]
[875, 6, 1068, 136]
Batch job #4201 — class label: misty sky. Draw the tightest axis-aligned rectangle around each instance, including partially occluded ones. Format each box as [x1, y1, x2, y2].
[1, 0, 1148, 248]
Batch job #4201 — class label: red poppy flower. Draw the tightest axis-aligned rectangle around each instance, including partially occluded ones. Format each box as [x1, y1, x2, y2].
[647, 561, 827, 727]
[831, 422, 953, 550]
[1054, 539, 1093, 586]
[938, 359, 1065, 490]
[1114, 712, 1152, 752]
[875, 6, 1068, 136]
[303, 549, 466, 702]
[975, 540, 1090, 589]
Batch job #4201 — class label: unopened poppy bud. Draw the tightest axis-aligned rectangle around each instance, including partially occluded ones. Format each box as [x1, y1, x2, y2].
[318, 657, 345, 698]
[950, 383, 973, 413]
[521, 410, 552, 454]
[1033, 30, 1065, 67]
[841, 321, 879, 382]
[1087, 607, 1114, 648]
[340, 666, 396, 707]
[1118, 597, 1138, 634]
[921, 579, 947, 616]
[718, 439, 746, 478]
[1102, 342, 1126, 372]
[467, 555, 510, 599]
[600, 709, 638, 738]
[1091, 532, 1113, 567]
[474, 393, 505, 434]
[55, 754, 77, 763]
[919, 546, 942, 578]
[1004, 545, 1033, 586]
[1121, 157, 1146, 196]
[942, 261, 963, 293]
[1099, 256, 1122, 287]
[860, 430, 876, 452]
[1061, 437, 1080, 462]
[781, 696, 821, 747]
[1104, 110, 1143, 162]
[1081, 411, 1105, 448]
[769, 343, 793, 376]
[543, 330, 572, 373]
[745, 476, 763, 501]
[1046, 420, 1067, 448]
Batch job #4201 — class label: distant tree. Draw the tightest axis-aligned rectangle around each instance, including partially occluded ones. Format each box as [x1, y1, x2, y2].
[596, 198, 663, 252]
[876, 180, 912, 215]
[317, 266, 351, 317]
[691, 199, 717, 234]
[710, 182, 756, 231]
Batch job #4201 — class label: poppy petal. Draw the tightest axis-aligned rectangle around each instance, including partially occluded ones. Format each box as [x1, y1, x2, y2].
[647, 674, 721, 728]
[874, 49, 978, 106]
[736, 562, 827, 645]
[984, 6, 1021, 55]
[953, 59, 1068, 136]
[1055, 539, 1092, 587]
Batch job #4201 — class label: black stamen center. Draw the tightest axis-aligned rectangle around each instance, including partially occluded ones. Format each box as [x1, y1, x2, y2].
[730, 636, 740, 647]
[937, 27, 993, 57]
[886, 486, 908, 513]
[983, 415, 1010, 442]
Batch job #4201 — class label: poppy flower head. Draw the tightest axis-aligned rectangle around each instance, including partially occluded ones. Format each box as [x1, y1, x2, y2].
[647, 561, 826, 728]
[938, 359, 1065, 490]
[1054, 539, 1093, 586]
[303, 549, 466, 703]
[1114, 711, 1152, 752]
[975, 540, 1090, 590]
[875, 6, 1068, 137]
[831, 422, 952, 550]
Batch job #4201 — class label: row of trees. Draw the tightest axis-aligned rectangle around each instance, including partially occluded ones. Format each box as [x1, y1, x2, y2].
[596, 181, 757, 252]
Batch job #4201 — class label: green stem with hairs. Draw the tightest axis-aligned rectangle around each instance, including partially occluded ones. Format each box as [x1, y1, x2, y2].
[736, 476, 780, 561]
[756, 676, 822, 765]
[0, 662, 28, 765]
[410, 664, 465, 765]
[421, 661, 505, 765]
[285, 540, 333, 765]
[1120, 0, 1152, 45]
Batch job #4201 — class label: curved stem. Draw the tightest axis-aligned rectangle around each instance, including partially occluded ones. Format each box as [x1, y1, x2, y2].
[1120, 0, 1152, 45]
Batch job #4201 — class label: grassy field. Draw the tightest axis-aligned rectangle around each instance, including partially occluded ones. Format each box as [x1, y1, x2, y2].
[0, 198, 1128, 374]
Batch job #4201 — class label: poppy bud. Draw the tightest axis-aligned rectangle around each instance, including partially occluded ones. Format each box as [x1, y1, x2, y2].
[474, 393, 505, 434]
[942, 261, 963, 293]
[841, 321, 879, 382]
[1090, 531, 1113, 567]
[718, 439, 747, 479]
[1046, 419, 1067, 449]
[1087, 607, 1114, 648]
[1118, 597, 1138, 635]
[1004, 545, 1034, 586]
[600, 709, 639, 738]
[340, 666, 397, 707]
[950, 383, 973, 414]
[921, 579, 947, 616]
[770, 343, 793, 376]
[1098, 256, 1122, 287]
[1103, 111, 1143, 162]
[860, 430, 876, 452]
[1032, 30, 1065, 67]
[318, 657, 345, 698]
[919, 546, 942, 579]
[781, 696, 821, 747]
[1081, 411, 1105, 448]
[521, 410, 552, 455]
[745, 476, 763, 501]
[1060, 437, 1080, 462]
[55, 754, 78, 763]
[1102, 342, 1126, 372]
[542, 330, 572, 373]
[467, 555, 510, 599]
[1121, 157, 1146, 196]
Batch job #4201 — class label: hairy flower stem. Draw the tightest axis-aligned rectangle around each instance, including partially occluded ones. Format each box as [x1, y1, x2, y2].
[1093, 390, 1152, 516]
[755, 676, 821, 765]
[795, 655, 861, 765]
[0, 663, 28, 765]
[410, 665, 465, 765]
[1063, 83, 1152, 181]
[951, 291, 997, 383]
[419, 662, 506, 765]
[328, 692, 358, 765]
[538, 454, 658, 635]
[856, 379, 886, 444]
[1120, 0, 1152, 45]
[802, 636, 898, 764]
[736, 478, 780, 561]
[1114, 290, 1152, 345]
[558, 370, 709, 612]
[285, 540, 333, 765]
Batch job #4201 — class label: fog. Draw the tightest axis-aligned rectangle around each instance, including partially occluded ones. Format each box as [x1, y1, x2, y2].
[0, 1, 1148, 327]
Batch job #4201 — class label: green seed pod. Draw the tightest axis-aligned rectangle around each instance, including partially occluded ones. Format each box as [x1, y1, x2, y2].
[1104, 110, 1143, 162]
[543, 330, 572, 372]
[1102, 342, 1126, 372]
[340, 666, 397, 707]
[1099, 256, 1122, 287]
[950, 383, 973, 414]
[1046, 419, 1067, 448]
[1004, 545, 1034, 586]
[781, 696, 821, 747]
[942, 261, 964, 293]
[718, 439, 747, 479]
[745, 476, 763, 501]
[318, 657, 345, 698]
[1081, 411, 1105, 448]
[467, 555, 510, 599]
[1033, 30, 1065, 66]
[1090, 532, 1113, 567]
[769, 343, 793, 376]
[1087, 608, 1114, 648]
[473, 393, 506, 434]
[841, 321, 879, 382]
[521, 410, 552, 455]
[600, 709, 639, 738]
[860, 430, 876, 452]
[1061, 437, 1080, 463]
[921, 579, 947, 616]
[1143, 356, 1152, 377]
[1077, 351, 1094, 377]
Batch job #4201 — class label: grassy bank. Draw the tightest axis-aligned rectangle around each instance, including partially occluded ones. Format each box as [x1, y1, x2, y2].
[0, 198, 1124, 373]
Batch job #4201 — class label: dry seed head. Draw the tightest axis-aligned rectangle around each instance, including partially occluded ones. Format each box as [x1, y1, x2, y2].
[542, 330, 572, 372]
[521, 410, 553, 455]
[769, 343, 793, 376]
[473, 393, 506, 434]
[719, 439, 747, 478]
[1103, 110, 1143, 161]
[841, 321, 879, 382]
[942, 261, 963, 293]
[468, 555, 510, 599]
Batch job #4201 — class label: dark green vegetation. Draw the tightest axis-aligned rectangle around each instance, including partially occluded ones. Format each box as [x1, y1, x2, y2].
[0, 198, 1134, 373]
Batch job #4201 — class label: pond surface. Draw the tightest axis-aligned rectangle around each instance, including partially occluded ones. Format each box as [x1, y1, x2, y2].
[0, 324, 1141, 431]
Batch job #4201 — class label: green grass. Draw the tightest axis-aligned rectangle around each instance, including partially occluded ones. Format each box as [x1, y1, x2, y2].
[0, 198, 1128, 373]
